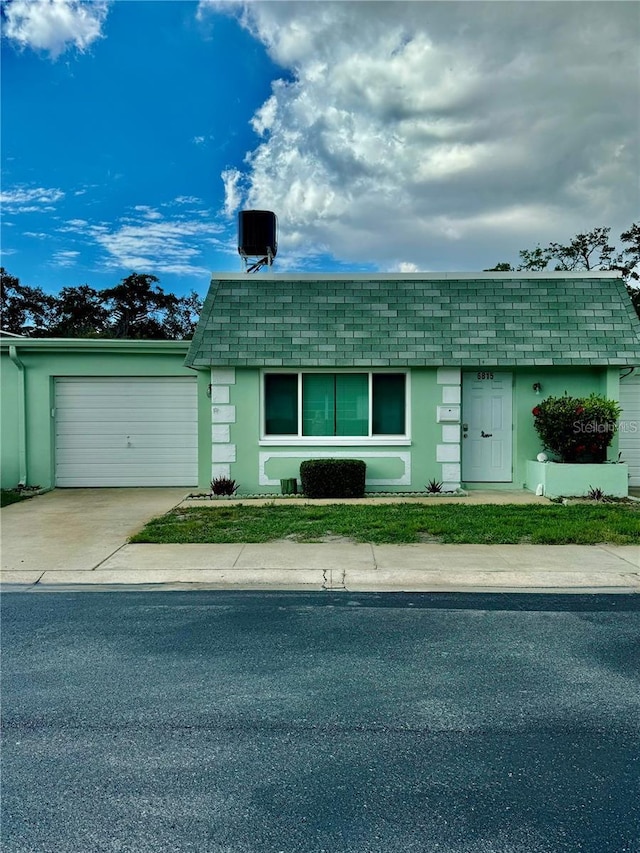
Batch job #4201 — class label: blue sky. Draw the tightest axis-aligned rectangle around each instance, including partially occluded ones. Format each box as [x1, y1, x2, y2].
[2, 1, 638, 299]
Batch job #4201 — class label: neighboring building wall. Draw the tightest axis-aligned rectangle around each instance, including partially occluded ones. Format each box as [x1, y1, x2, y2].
[0, 343, 208, 490]
[1, 354, 22, 487]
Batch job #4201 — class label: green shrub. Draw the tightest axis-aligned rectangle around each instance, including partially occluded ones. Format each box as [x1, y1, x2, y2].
[299, 459, 366, 498]
[532, 393, 621, 463]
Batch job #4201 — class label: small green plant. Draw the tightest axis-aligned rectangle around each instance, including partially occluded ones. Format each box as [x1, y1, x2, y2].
[299, 458, 366, 498]
[425, 479, 443, 493]
[587, 486, 606, 502]
[210, 476, 240, 496]
[532, 393, 621, 463]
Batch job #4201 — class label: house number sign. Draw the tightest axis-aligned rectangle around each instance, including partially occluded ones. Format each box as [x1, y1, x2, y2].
[477, 372, 494, 380]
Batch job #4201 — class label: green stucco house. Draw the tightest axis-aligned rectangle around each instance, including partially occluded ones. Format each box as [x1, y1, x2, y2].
[2, 271, 639, 493]
[185, 272, 640, 494]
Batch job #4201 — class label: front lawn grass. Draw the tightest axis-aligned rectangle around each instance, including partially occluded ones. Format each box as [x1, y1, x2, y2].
[130, 502, 640, 546]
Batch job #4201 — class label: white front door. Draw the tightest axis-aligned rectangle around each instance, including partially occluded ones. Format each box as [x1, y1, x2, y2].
[462, 371, 513, 482]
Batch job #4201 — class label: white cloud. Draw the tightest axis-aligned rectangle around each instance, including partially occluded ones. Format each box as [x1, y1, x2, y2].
[133, 205, 163, 221]
[60, 203, 224, 276]
[1, 186, 65, 211]
[52, 249, 80, 266]
[221, 168, 243, 217]
[207, 1, 639, 270]
[3, 0, 110, 59]
[251, 95, 277, 137]
[173, 196, 203, 206]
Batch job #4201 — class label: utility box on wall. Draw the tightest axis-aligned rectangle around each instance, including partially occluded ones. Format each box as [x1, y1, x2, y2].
[437, 405, 460, 423]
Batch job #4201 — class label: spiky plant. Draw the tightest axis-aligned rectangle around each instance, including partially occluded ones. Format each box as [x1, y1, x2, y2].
[211, 476, 240, 496]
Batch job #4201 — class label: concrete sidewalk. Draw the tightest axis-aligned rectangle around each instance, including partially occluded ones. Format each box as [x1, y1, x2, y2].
[7, 542, 638, 594]
[1, 488, 638, 593]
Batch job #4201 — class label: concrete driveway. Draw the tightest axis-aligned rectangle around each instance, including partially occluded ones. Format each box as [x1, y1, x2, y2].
[1, 488, 188, 577]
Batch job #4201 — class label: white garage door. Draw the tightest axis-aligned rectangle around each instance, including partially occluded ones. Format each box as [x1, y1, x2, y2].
[55, 377, 198, 487]
[619, 370, 640, 487]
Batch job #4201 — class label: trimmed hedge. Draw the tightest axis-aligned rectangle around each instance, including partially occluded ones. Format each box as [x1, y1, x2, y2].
[299, 458, 366, 498]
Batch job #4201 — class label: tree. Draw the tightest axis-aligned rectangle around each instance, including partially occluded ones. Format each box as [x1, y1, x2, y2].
[614, 224, 640, 319]
[101, 273, 179, 339]
[100, 274, 202, 340]
[484, 262, 514, 272]
[0, 269, 203, 339]
[613, 223, 640, 283]
[517, 245, 553, 271]
[627, 286, 640, 319]
[521, 227, 615, 273]
[47, 285, 109, 338]
[0, 268, 56, 336]
[161, 289, 204, 340]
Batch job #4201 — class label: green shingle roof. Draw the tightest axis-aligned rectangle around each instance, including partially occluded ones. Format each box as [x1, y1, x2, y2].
[185, 273, 640, 368]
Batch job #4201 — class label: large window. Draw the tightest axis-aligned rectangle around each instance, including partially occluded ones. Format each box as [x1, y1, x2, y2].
[264, 372, 407, 438]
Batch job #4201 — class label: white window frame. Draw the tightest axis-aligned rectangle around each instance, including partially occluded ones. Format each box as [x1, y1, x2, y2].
[260, 369, 411, 446]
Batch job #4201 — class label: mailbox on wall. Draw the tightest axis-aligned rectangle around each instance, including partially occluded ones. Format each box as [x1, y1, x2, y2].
[436, 405, 461, 423]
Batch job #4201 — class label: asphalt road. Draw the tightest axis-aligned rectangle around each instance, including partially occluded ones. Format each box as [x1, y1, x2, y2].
[2, 591, 639, 853]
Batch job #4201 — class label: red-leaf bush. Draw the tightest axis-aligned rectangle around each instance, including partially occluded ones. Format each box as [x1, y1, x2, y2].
[532, 394, 621, 463]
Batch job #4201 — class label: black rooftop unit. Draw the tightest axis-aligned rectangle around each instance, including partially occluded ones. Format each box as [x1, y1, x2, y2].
[238, 210, 278, 264]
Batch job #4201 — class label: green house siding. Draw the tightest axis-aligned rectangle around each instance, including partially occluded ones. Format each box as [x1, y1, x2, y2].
[1, 354, 23, 488]
[209, 367, 435, 494]
[204, 363, 620, 494]
[0, 340, 210, 490]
